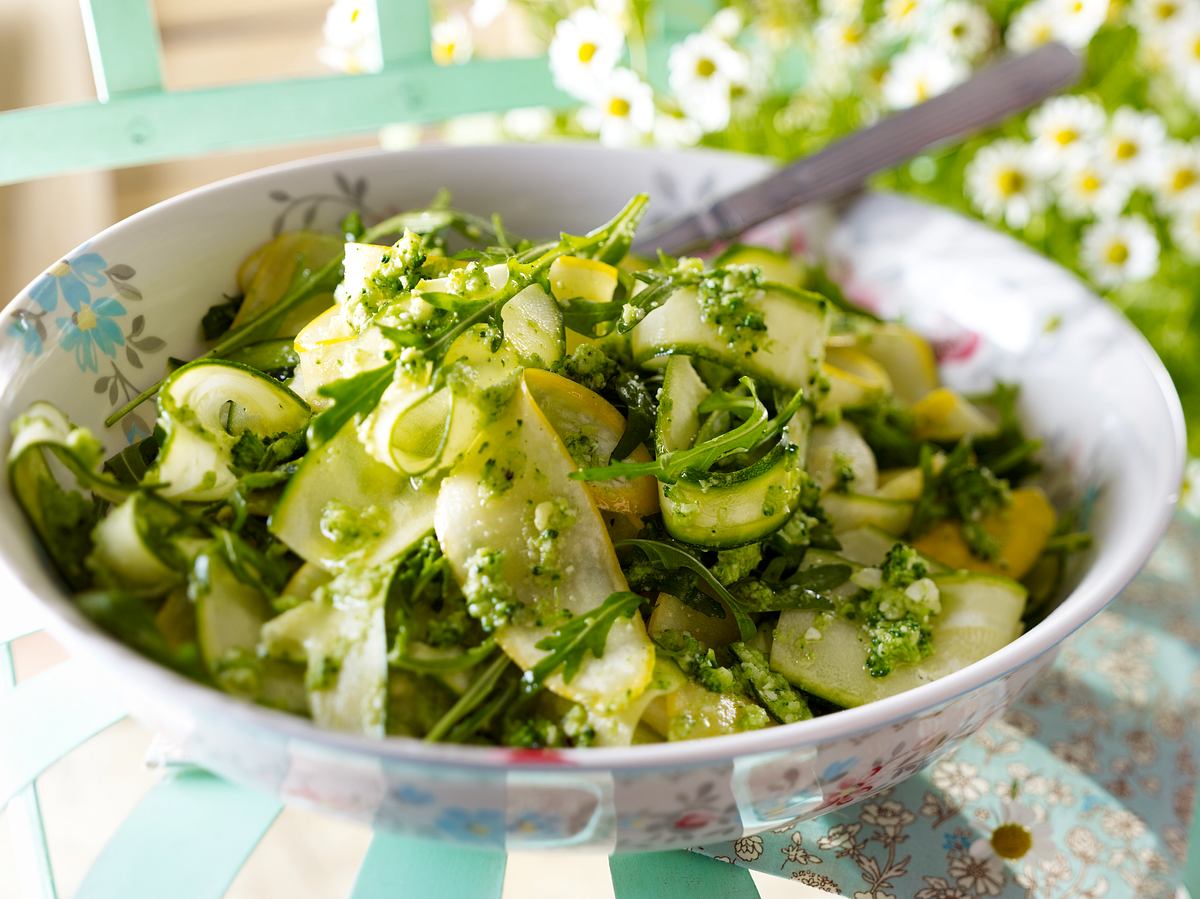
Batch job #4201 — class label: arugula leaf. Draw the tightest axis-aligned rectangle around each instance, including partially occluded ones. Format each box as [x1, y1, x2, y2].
[786, 563, 853, 593]
[424, 650, 511, 742]
[307, 363, 396, 449]
[104, 434, 160, 485]
[573, 378, 805, 484]
[522, 590, 645, 691]
[616, 539, 756, 641]
[610, 371, 657, 462]
[201, 295, 243, 341]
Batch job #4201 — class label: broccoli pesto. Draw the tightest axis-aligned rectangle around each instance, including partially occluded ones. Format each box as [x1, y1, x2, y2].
[9, 191, 1079, 746]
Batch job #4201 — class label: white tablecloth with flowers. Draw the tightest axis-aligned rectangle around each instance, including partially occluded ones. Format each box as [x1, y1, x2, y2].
[689, 512, 1199, 898]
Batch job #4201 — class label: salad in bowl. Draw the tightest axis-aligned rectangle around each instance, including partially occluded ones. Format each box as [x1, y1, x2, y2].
[10, 188, 1083, 749]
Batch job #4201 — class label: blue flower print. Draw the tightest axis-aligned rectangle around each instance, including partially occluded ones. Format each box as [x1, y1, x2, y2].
[508, 811, 560, 837]
[435, 807, 505, 845]
[819, 757, 858, 783]
[392, 784, 435, 806]
[57, 296, 126, 372]
[942, 828, 973, 853]
[30, 253, 108, 313]
[8, 316, 43, 355]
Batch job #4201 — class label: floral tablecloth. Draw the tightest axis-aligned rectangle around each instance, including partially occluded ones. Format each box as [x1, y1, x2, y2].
[694, 513, 1200, 898]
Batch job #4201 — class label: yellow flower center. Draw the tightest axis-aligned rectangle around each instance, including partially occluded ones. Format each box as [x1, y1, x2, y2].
[1054, 127, 1079, 146]
[995, 168, 1025, 197]
[843, 24, 864, 44]
[1156, 1, 1178, 20]
[951, 22, 967, 37]
[435, 41, 457, 65]
[76, 306, 98, 331]
[1115, 139, 1138, 160]
[991, 823, 1034, 859]
[1071, 0, 1084, 13]
[897, 0, 917, 18]
[695, 57, 717, 78]
[1106, 241, 1130, 265]
[1080, 172, 1101, 193]
[50, 260, 71, 278]
[1192, 37, 1200, 61]
[608, 96, 631, 117]
[578, 41, 598, 64]
[468, 822, 490, 836]
[914, 79, 930, 102]
[1032, 24, 1052, 44]
[1173, 168, 1198, 192]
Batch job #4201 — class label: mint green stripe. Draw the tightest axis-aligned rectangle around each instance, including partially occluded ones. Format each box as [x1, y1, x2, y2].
[376, 0, 431, 64]
[1, 643, 59, 898]
[351, 831, 506, 899]
[77, 769, 281, 899]
[610, 852, 760, 899]
[0, 57, 568, 186]
[0, 660, 127, 808]
[79, 0, 163, 99]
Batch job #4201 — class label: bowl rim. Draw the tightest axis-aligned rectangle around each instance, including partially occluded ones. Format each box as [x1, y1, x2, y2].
[1, 142, 1186, 772]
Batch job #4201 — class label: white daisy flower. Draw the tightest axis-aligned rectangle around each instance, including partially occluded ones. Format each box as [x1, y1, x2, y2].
[469, 0, 508, 27]
[549, 8, 626, 101]
[822, 0, 866, 17]
[965, 139, 1050, 227]
[706, 7, 744, 40]
[502, 107, 555, 141]
[441, 113, 503, 144]
[1047, 0, 1110, 49]
[930, 1, 995, 61]
[881, 46, 968, 110]
[432, 14, 473, 66]
[1169, 199, 1200, 259]
[578, 67, 655, 146]
[652, 109, 704, 148]
[1181, 457, 1200, 517]
[1081, 216, 1161, 287]
[1165, 12, 1200, 105]
[814, 16, 876, 72]
[1151, 141, 1200, 211]
[1028, 96, 1106, 166]
[317, 0, 381, 74]
[1100, 107, 1167, 186]
[1006, 1, 1058, 52]
[595, 0, 631, 24]
[668, 32, 750, 133]
[1057, 152, 1133, 219]
[1129, 0, 1185, 34]
[970, 801, 1054, 865]
[883, 0, 934, 35]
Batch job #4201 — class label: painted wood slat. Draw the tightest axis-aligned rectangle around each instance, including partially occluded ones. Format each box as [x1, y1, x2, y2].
[351, 830, 507, 899]
[0, 660, 127, 809]
[609, 851, 761, 899]
[80, 0, 165, 100]
[75, 769, 281, 899]
[0, 57, 568, 186]
[375, 0, 432, 65]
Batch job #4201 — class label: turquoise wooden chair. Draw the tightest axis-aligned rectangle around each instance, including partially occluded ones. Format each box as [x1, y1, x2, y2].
[0, 2, 767, 896]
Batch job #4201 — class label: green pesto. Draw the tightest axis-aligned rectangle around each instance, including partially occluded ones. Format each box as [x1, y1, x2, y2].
[526, 497, 577, 584]
[837, 543, 941, 677]
[479, 449, 527, 497]
[695, 264, 769, 357]
[557, 343, 618, 393]
[731, 642, 812, 723]
[711, 543, 762, 586]
[344, 230, 426, 332]
[318, 499, 386, 550]
[462, 547, 518, 632]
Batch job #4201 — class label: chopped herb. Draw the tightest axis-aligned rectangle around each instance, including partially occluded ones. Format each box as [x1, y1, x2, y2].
[201, 295, 243, 341]
[909, 441, 1011, 560]
[731, 642, 812, 723]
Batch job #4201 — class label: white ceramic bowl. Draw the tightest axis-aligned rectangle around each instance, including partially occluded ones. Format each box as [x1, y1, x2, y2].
[0, 145, 1183, 852]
